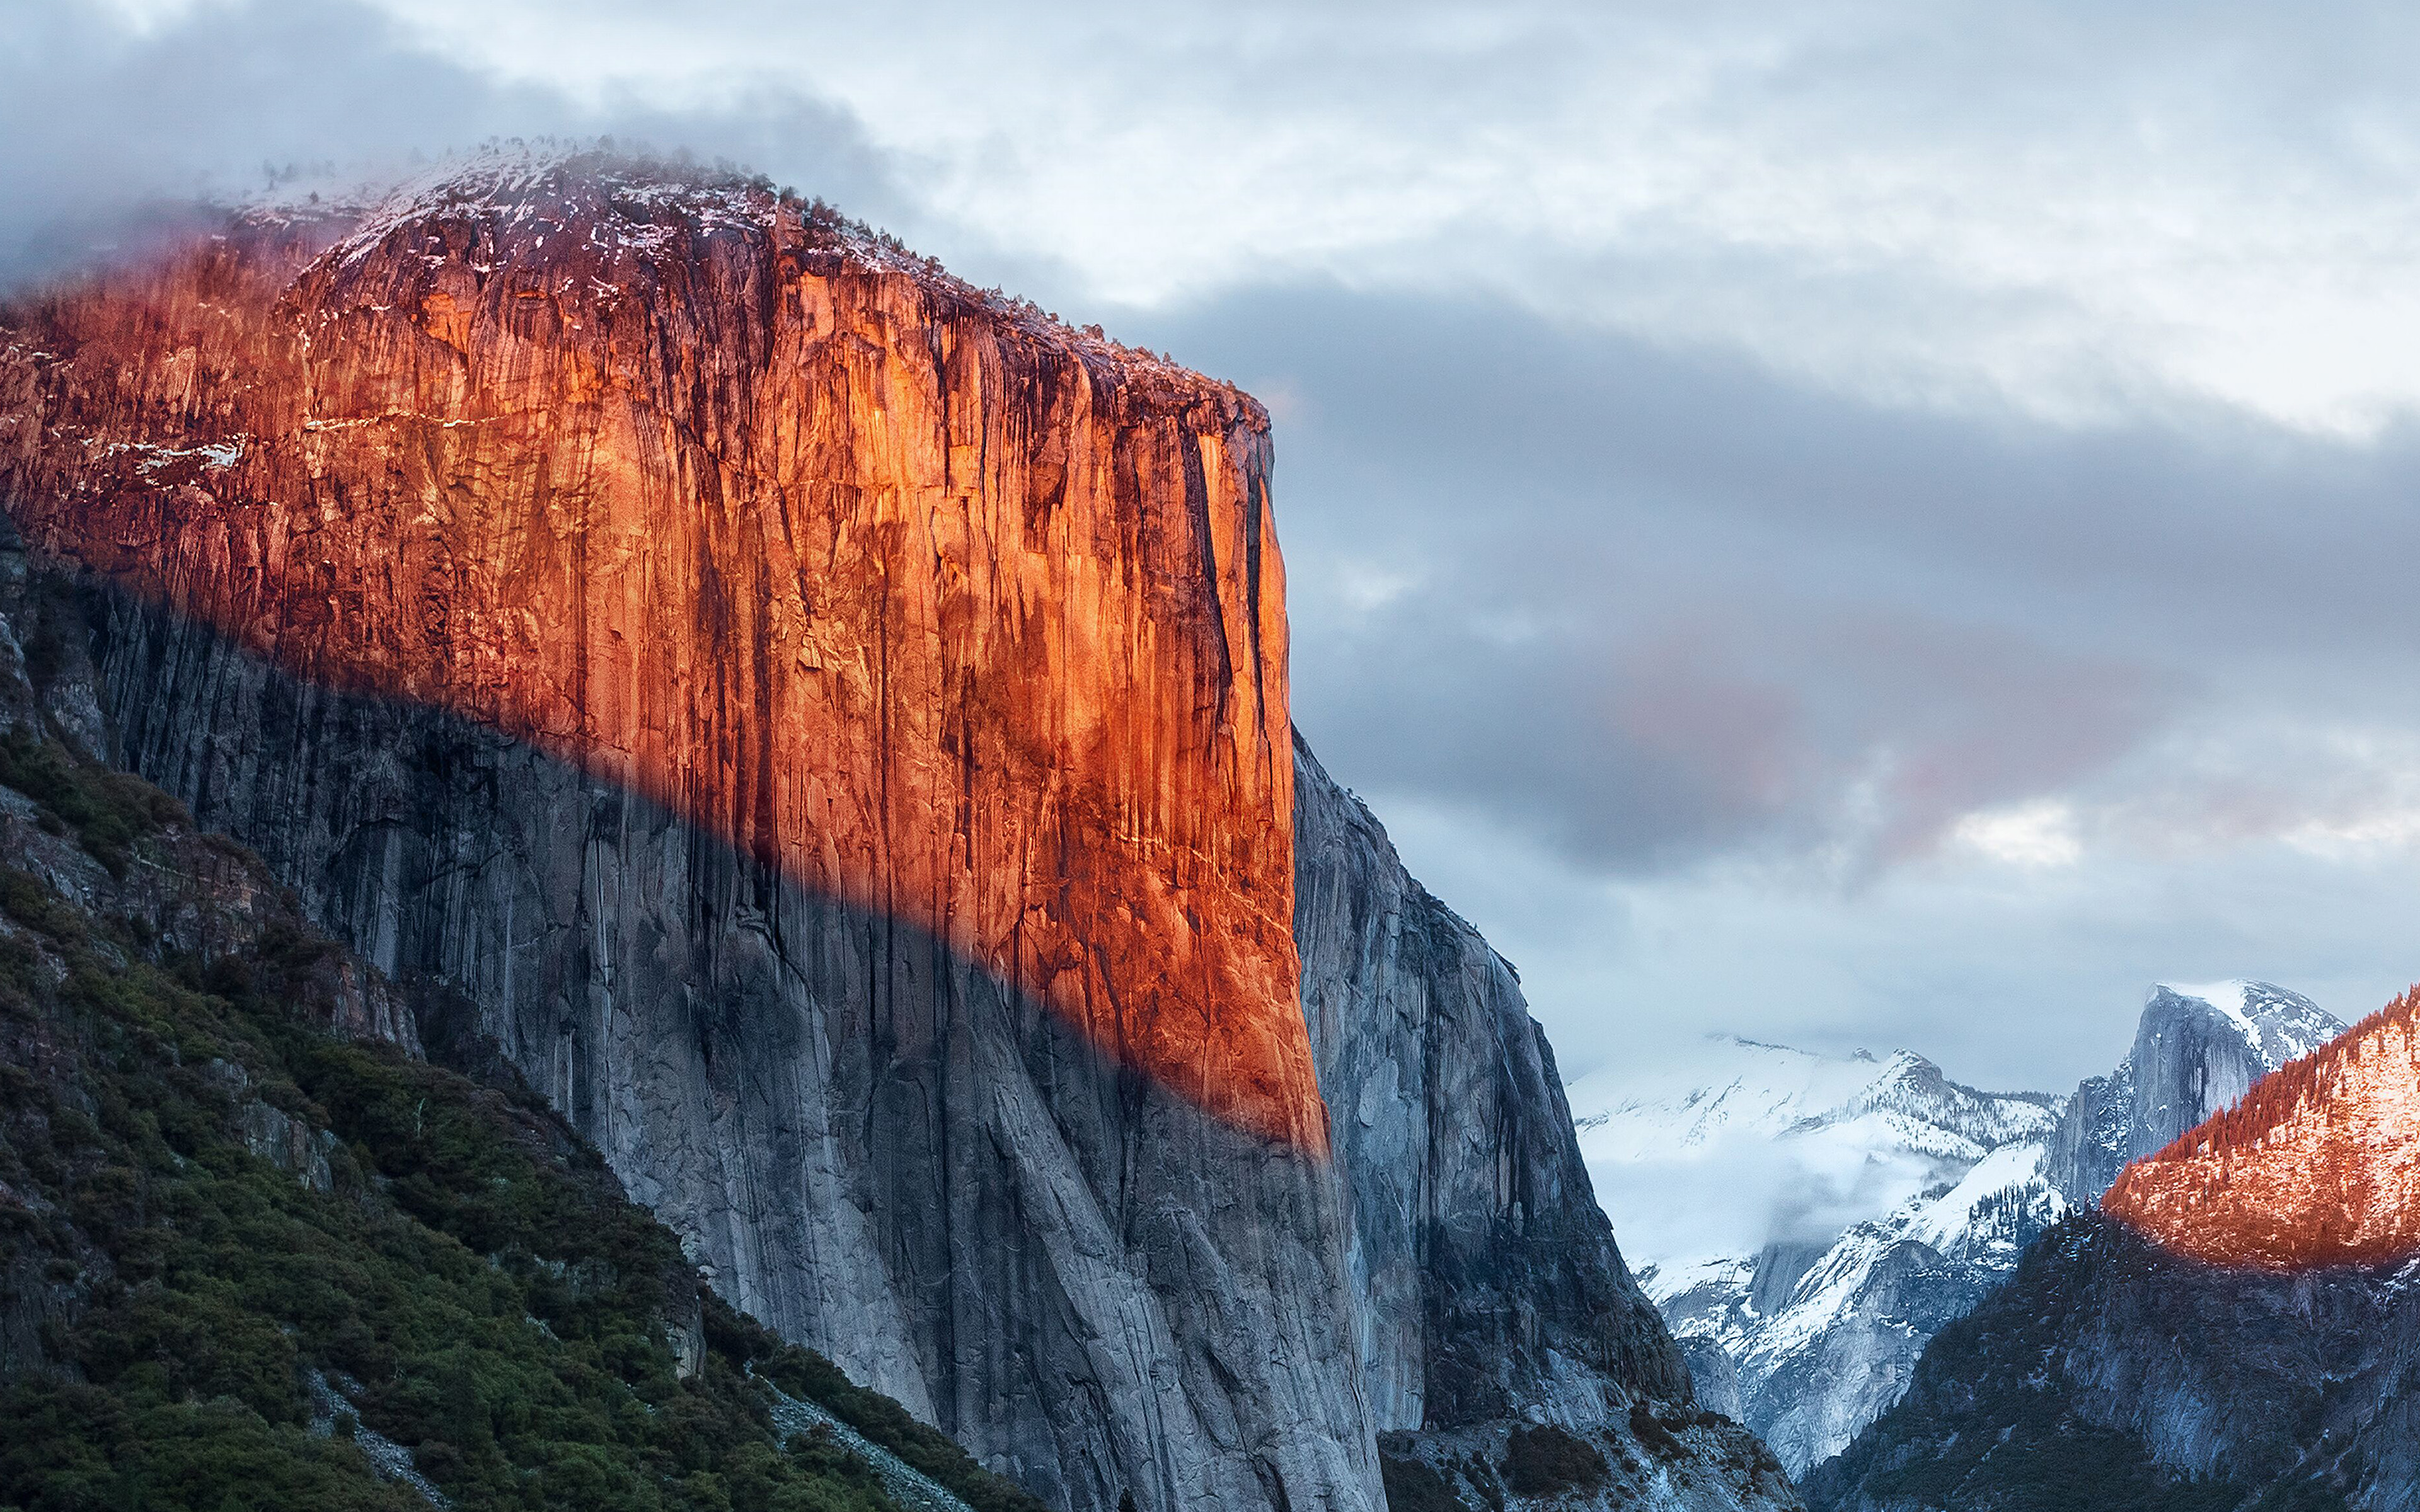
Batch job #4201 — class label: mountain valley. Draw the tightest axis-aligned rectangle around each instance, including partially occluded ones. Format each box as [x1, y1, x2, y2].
[1806, 982, 2420, 1510]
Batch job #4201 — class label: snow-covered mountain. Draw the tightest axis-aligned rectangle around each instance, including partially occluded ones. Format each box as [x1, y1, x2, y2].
[2048, 980, 2343, 1202]
[1571, 980, 2344, 1477]
[1570, 1040, 2063, 1472]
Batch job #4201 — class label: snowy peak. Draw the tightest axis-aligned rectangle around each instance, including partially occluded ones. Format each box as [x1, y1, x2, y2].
[1570, 1035, 1921, 1157]
[2048, 980, 2347, 1207]
[2106, 987, 2418, 1270]
[1572, 1036, 2054, 1176]
[2152, 980, 2341, 1072]
[1572, 1033, 2067, 1473]
[1795, 1050, 2060, 1154]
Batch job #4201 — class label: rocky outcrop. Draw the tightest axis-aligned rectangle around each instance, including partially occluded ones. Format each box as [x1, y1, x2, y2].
[1294, 740, 1799, 1510]
[0, 556, 432, 1390]
[2048, 982, 2341, 1205]
[2104, 987, 2420, 1270]
[0, 154, 1364, 1512]
[1801, 1213, 2420, 1512]
[0, 154, 1315, 1152]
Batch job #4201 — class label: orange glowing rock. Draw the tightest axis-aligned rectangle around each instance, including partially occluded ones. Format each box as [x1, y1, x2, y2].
[0, 156, 1328, 1151]
[2102, 987, 2420, 1271]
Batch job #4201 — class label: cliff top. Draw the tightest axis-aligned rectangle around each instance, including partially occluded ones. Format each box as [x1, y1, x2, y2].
[205, 142, 1269, 432]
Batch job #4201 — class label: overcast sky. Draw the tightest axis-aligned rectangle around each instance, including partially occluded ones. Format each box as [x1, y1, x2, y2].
[14, 0, 2420, 1097]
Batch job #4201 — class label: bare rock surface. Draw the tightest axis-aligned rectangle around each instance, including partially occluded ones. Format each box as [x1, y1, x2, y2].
[0, 151, 1364, 1512]
[1294, 738, 1799, 1509]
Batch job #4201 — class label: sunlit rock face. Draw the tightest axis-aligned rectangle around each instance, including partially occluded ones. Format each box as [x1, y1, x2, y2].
[0, 154, 1319, 1153]
[0, 151, 1806, 1512]
[0, 154, 1368, 1512]
[2103, 987, 2420, 1271]
[2048, 981, 2342, 1205]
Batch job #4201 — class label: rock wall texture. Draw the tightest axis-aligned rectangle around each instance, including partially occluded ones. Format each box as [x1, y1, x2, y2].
[0, 156, 1367, 1512]
[1802, 1213, 2420, 1512]
[2103, 987, 2420, 1271]
[0, 151, 1801, 1512]
[0, 154, 1317, 1153]
[1294, 737, 1685, 1429]
[1293, 740, 1800, 1511]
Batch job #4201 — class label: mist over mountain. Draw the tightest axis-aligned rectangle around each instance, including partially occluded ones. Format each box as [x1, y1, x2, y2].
[1573, 980, 2353, 1476]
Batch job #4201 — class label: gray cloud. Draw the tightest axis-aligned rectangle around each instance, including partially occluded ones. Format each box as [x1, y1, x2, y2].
[1121, 285, 2420, 887]
[0, 1, 901, 284]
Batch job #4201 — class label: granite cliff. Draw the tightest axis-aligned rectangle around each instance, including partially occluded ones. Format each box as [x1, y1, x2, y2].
[0, 154, 1313, 1151]
[0, 152, 1787, 1511]
[2047, 982, 2341, 1206]
[0, 152, 1353, 1512]
[1296, 742, 1798, 1511]
[0, 547, 1058, 1512]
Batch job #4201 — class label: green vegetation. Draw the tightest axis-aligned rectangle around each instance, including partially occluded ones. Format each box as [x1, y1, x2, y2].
[0, 738, 1047, 1512]
[0, 726, 187, 876]
[728, 1329, 1045, 1512]
[1497, 1424, 1606, 1497]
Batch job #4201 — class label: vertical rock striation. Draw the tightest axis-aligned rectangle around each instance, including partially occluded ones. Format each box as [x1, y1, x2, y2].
[0, 154, 1366, 1512]
[0, 156, 1317, 1152]
[1294, 739, 1799, 1510]
[2046, 982, 2342, 1205]
[1293, 737, 1685, 1428]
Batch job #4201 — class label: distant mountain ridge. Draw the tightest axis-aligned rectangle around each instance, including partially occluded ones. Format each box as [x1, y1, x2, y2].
[1574, 980, 2345, 1477]
[1573, 1040, 2063, 1473]
[1802, 980, 2416, 1509]
[2049, 980, 2342, 1202]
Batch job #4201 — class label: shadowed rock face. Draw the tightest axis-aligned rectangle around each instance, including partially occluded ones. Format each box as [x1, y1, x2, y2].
[75, 583, 1371, 1512]
[1293, 743, 1802, 1512]
[1293, 738, 1689, 1433]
